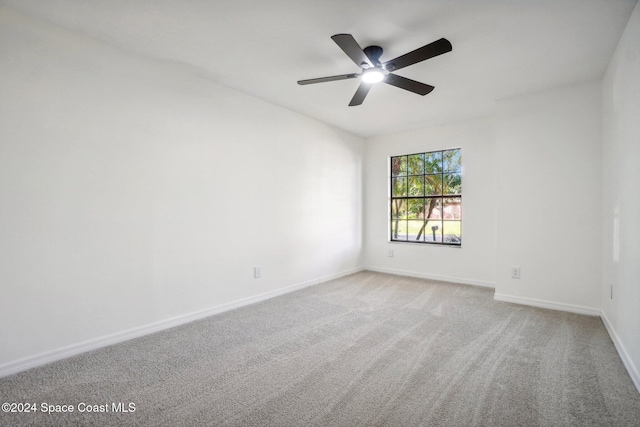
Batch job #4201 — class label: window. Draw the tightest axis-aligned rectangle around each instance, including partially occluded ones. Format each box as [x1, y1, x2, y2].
[390, 148, 462, 245]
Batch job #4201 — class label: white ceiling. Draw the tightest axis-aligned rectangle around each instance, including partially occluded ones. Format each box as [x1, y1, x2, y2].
[3, 0, 637, 137]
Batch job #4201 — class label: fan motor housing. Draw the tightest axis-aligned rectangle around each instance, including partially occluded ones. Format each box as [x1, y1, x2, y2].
[363, 45, 383, 66]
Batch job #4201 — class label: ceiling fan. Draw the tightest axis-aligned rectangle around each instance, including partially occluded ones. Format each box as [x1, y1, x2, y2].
[297, 34, 452, 106]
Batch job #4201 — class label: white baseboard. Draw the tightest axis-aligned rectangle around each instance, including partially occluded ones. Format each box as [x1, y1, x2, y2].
[0, 266, 364, 379]
[493, 293, 600, 316]
[600, 310, 640, 394]
[364, 266, 495, 288]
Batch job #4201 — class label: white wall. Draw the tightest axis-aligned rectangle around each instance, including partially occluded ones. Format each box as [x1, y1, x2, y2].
[363, 117, 497, 287]
[0, 7, 363, 369]
[363, 81, 604, 313]
[602, 0, 640, 388]
[494, 81, 603, 313]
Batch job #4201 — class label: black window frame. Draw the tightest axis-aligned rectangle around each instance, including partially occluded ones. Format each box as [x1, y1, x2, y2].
[389, 148, 462, 246]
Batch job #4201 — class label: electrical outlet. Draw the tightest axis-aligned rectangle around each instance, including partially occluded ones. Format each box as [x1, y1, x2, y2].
[388, 249, 394, 257]
[254, 267, 261, 279]
[511, 267, 521, 279]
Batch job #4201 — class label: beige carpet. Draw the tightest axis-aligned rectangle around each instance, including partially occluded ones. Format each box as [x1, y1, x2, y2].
[1, 271, 639, 426]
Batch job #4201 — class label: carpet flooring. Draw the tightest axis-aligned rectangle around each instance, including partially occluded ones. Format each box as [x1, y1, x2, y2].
[1, 271, 639, 426]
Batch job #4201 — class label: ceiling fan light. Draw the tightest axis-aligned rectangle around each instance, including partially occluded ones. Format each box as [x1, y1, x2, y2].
[362, 68, 385, 84]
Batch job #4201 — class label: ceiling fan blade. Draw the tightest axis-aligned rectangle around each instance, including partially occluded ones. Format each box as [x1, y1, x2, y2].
[297, 73, 358, 85]
[384, 73, 434, 95]
[348, 82, 372, 106]
[331, 34, 373, 68]
[383, 38, 452, 72]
